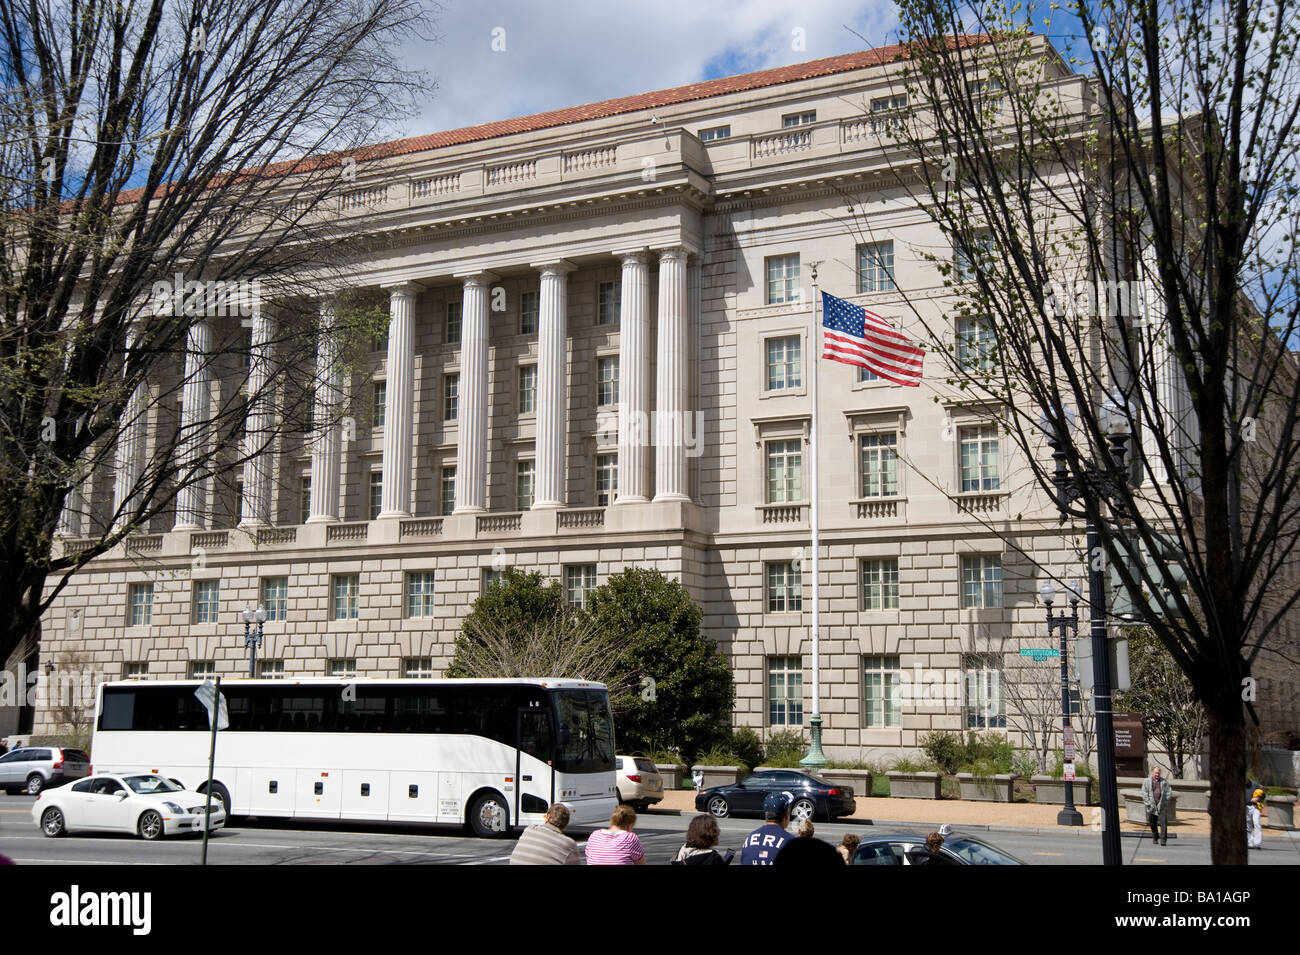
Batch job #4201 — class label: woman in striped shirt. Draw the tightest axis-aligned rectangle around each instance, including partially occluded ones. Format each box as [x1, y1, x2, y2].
[584, 805, 646, 865]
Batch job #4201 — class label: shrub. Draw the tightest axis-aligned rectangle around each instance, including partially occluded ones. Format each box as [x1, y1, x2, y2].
[695, 746, 746, 773]
[1050, 749, 1096, 779]
[729, 727, 764, 774]
[919, 731, 964, 774]
[1011, 750, 1040, 779]
[890, 754, 938, 773]
[763, 728, 807, 767]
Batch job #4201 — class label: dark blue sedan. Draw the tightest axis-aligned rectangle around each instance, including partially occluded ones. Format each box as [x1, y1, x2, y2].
[694, 770, 856, 823]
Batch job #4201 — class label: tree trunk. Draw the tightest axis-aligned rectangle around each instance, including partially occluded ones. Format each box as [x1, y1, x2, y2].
[1206, 699, 1248, 864]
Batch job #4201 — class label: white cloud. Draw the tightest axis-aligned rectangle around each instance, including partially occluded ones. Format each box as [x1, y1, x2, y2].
[396, 0, 900, 138]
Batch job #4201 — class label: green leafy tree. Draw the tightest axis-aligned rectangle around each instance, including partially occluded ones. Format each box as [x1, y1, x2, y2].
[582, 568, 734, 765]
[445, 567, 566, 678]
[1116, 627, 1208, 778]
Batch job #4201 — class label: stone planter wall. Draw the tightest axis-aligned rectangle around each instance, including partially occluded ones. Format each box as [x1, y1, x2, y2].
[656, 764, 687, 790]
[691, 765, 742, 790]
[1170, 780, 1211, 812]
[957, 773, 1016, 802]
[1121, 789, 1179, 824]
[885, 771, 942, 799]
[1032, 776, 1095, 806]
[819, 769, 872, 797]
[1265, 795, 1297, 830]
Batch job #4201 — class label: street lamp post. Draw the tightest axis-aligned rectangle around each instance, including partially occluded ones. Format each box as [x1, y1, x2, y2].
[1039, 579, 1083, 827]
[240, 605, 267, 678]
[1042, 400, 1132, 866]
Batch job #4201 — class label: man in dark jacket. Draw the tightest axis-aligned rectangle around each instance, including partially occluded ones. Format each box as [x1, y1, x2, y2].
[1142, 766, 1172, 845]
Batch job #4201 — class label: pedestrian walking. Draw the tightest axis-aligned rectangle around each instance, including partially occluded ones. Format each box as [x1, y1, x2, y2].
[740, 792, 792, 865]
[837, 833, 860, 864]
[584, 805, 646, 865]
[1141, 766, 1172, 845]
[1247, 789, 1265, 850]
[509, 803, 583, 865]
[671, 815, 733, 865]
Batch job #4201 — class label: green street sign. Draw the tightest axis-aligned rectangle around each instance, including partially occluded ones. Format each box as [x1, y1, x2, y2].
[1020, 648, 1060, 660]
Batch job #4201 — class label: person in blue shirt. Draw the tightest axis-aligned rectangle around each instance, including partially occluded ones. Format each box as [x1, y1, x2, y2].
[741, 791, 793, 865]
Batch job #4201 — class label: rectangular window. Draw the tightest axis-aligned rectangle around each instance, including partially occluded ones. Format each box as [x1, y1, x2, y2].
[440, 466, 456, 516]
[262, 576, 288, 621]
[236, 482, 244, 524]
[333, 574, 359, 620]
[518, 365, 536, 415]
[299, 475, 312, 525]
[329, 658, 357, 679]
[862, 655, 902, 728]
[482, 567, 504, 593]
[765, 254, 801, 305]
[961, 555, 1003, 609]
[954, 231, 993, 282]
[782, 111, 816, 127]
[859, 365, 879, 382]
[861, 558, 900, 610]
[768, 656, 804, 725]
[128, 583, 154, 627]
[445, 301, 462, 345]
[516, 460, 535, 510]
[443, 373, 459, 421]
[407, 572, 436, 618]
[956, 316, 996, 372]
[869, 94, 908, 134]
[597, 356, 619, 406]
[871, 93, 908, 112]
[765, 335, 802, 391]
[766, 561, 803, 613]
[964, 653, 1005, 727]
[520, 290, 539, 335]
[403, 657, 434, 678]
[372, 324, 389, 354]
[188, 660, 216, 680]
[595, 453, 618, 506]
[859, 432, 899, 498]
[257, 660, 285, 680]
[194, 580, 220, 624]
[857, 241, 897, 293]
[369, 472, 383, 520]
[372, 381, 386, 429]
[125, 662, 149, 680]
[565, 565, 597, 609]
[959, 425, 1000, 491]
[765, 439, 803, 503]
[699, 124, 731, 141]
[598, 280, 621, 326]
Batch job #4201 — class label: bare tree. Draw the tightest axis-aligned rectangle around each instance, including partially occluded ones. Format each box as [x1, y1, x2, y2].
[828, 4, 1300, 863]
[0, 0, 435, 671]
[1000, 653, 1060, 774]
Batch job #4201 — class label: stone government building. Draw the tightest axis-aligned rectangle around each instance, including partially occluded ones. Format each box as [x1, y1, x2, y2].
[30, 40, 1297, 759]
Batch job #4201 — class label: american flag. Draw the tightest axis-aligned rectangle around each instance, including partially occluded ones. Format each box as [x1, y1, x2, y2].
[821, 291, 925, 386]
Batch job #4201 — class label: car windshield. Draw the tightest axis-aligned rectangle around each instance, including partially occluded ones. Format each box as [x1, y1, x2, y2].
[123, 775, 184, 795]
[943, 837, 1025, 865]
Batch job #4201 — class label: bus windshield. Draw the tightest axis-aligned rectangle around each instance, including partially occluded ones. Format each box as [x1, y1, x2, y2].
[552, 689, 615, 775]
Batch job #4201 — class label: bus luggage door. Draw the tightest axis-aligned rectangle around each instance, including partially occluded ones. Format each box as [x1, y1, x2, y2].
[515, 708, 554, 822]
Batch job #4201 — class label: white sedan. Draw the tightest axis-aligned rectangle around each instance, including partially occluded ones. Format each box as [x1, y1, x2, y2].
[32, 773, 226, 840]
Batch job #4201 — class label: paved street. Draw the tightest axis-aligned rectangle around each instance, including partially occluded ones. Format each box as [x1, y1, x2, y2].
[4, 794, 1298, 865]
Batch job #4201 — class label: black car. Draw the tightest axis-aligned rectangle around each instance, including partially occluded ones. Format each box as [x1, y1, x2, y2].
[695, 770, 856, 823]
[852, 831, 1025, 865]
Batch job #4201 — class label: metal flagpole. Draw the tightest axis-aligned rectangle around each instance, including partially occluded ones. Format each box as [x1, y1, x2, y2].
[802, 263, 826, 767]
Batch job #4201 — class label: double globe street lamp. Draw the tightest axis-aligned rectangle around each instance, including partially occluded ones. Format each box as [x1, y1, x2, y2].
[1040, 398, 1133, 866]
[1038, 577, 1083, 826]
[240, 605, 268, 678]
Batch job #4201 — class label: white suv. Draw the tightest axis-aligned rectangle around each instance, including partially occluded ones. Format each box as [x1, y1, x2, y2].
[616, 755, 664, 811]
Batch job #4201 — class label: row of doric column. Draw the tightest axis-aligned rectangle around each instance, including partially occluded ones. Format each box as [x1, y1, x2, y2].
[90, 247, 693, 532]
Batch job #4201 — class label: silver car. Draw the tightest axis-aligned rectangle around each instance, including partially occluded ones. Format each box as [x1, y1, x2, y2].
[0, 746, 91, 795]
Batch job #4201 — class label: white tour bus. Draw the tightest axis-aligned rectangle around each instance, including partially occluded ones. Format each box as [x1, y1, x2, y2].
[89, 677, 618, 836]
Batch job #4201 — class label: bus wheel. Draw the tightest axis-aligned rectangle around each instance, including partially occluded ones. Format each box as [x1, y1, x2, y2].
[201, 782, 232, 819]
[468, 792, 509, 838]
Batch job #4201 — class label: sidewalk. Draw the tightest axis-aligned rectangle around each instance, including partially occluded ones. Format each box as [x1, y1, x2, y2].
[649, 790, 1279, 838]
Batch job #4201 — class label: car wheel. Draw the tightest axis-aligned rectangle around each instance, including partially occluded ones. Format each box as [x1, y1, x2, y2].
[791, 798, 816, 824]
[467, 792, 509, 838]
[707, 795, 730, 818]
[137, 810, 164, 841]
[25, 774, 43, 796]
[41, 807, 65, 837]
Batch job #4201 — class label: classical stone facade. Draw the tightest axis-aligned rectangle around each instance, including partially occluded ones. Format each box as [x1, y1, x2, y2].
[36, 42, 1286, 759]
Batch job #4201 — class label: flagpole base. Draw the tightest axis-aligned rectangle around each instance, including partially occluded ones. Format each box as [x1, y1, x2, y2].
[800, 714, 828, 768]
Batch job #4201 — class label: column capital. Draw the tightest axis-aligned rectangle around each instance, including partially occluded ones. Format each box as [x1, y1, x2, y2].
[382, 281, 424, 298]
[652, 245, 690, 262]
[530, 259, 577, 275]
[453, 269, 500, 287]
[613, 248, 649, 265]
